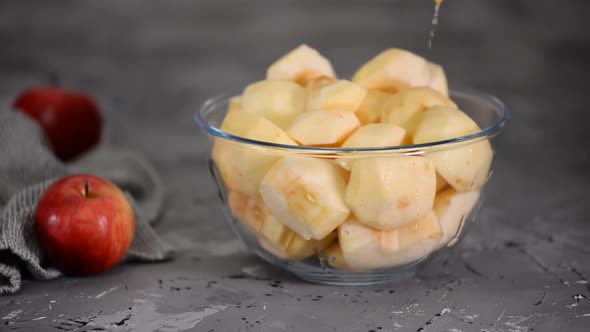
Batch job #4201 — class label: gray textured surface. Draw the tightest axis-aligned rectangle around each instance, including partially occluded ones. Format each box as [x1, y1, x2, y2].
[1, 0, 589, 331]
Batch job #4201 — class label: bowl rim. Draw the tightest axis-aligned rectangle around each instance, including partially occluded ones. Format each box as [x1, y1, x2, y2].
[195, 88, 508, 155]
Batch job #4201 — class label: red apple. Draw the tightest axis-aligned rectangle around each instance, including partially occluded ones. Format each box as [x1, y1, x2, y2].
[14, 87, 102, 161]
[35, 174, 135, 276]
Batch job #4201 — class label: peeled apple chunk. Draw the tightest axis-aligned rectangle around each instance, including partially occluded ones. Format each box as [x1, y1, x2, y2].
[241, 80, 306, 129]
[413, 106, 479, 142]
[259, 237, 309, 260]
[225, 97, 242, 114]
[212, 109, 297, 195]
[391, 211, 441, 251]
[286, 110, 360, 146]
[436, 172, 449, 192]
[337, 124, 406, 170]
[355, 90, 395, 125]
[228, 191, 336, 260]
[433, 188, 480, 248]
[307, 80, 368, 112]
[316, 231, 338, 251]
[306, 76, 337, 111]
[266, 44, 336, 86]
[428, 63, 449, 96]
[227, 191, 264, 232]
[413, 106, 493, 191]
[342, 123, 406, 148]
[345, 156, 436, 229]
[337, 213, 441, 270]
[323, 242, 350, 269]
[352, 48, 432, 93]
[258, 218, 314, 260]
[260, 230, 335, 261]
[381, 87, 457, 140]
[260, 156, 350, 240]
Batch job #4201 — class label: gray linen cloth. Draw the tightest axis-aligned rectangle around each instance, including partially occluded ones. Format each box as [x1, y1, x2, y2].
[0, 110, 172, 294]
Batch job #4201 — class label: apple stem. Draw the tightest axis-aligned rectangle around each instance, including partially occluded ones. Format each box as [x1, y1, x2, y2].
[83, 179, 89, 197]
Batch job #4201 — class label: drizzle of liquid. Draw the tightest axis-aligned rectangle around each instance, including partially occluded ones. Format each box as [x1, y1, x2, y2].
[428, 0, 443, 49]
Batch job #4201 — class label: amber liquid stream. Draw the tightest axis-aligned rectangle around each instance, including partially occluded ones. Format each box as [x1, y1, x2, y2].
[428, 0, 443, 49]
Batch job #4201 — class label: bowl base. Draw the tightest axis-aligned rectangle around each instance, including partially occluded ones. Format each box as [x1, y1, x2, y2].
[293, 270, 415, 286]
[255, 247, 423, 286]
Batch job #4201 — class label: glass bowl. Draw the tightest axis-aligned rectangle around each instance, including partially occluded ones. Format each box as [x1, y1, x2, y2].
[195, 89, 508, 286]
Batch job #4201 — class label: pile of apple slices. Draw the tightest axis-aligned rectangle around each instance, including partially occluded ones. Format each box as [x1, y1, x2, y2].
[213, 45, 492, 270]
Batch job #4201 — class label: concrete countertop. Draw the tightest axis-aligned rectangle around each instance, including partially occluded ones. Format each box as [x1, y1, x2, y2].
[0, 1, 589, 331]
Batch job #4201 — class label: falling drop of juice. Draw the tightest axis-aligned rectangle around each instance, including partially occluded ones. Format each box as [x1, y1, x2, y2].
[428, 0, 443, 49]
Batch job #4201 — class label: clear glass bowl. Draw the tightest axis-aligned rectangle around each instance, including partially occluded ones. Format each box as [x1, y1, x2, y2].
[195, 89, 508, 285]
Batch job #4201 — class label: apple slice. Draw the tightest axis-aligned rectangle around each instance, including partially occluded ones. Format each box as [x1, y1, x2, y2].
[287, 110, 360, 146]
[337, 212, 441, 270]
[260, 156, 350, 240]
[212, 109, 297, 195]
[336, 123, 406, 170]
[428, 63, 449, 96]
[413, 106, 493, 191]
[345, 156, 436, 230]
[355, 90, 395, 125]
[241, 80, 306, 129]
[266, 44, 336, 86]
[433, 188, 480, 248]
[307, 80, 368, 112]
[352, 48, 431, 93]
[381, 87, 457, 142]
